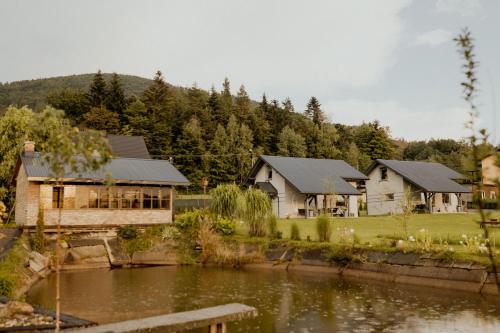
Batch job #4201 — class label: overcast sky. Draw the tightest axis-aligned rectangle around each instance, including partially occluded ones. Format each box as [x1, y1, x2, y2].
[1, 0, 499, 142]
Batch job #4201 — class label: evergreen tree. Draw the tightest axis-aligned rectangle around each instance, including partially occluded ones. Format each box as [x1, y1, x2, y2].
[234, 85, 252, 126]
[305, 96, 325, 126]
[277, 126, 307, 157]
[220, 78, 233, 119]
[282, 98, 295, 113]
[209, 124, 231, 185]
[208, 86, 224, 125]
[186, 84, 211, 139]
[124, 99, 149, 136]
[250, 94, 271, 152]
[345, 142, 360, 169]
[236, 123, 254, 182]
[106, 73, 127, 123]
[141, 71, 174, 158]
[307, 124, 340, 159]
[47, 90, 89, 125]
[175, 117, 207, 189]
[87, 70, 107, 108]
[354, 121, 393, 160]
[83, 106, 120, 134]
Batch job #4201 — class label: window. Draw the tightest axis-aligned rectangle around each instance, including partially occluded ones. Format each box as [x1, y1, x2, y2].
[52, 187, 64, 208]
[267, 166, 273, 180]
[100, 188, 109, 208]
[152, 190, 160, 209]
[142, 189, 152, 209]
[491, 191, 497, 200]
[161, 190, 171, 210]
[122, 189, 141, 209]
[385, 193, 394, 201]
[89, 189, 99, 208]
[442, 193, 450, 204]
[380, 167, 388, 181]
[480, 191, 486, 200]
[110, 188, 119, 208]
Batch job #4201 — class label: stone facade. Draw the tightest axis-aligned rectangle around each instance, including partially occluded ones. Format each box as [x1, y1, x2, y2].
[15, 171, 173, 227]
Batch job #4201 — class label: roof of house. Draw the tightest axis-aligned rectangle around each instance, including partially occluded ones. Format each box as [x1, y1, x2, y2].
[365, 159, 470, 193]
[247, 155, 368, 195]
[255, 181, 278, 195]
[19, 152, 189, 186]
[107, 135, 151, 159]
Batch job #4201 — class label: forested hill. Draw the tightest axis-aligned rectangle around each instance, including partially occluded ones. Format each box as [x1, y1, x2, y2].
[0, 73, 156, 110]
[0, 71, 470, 191]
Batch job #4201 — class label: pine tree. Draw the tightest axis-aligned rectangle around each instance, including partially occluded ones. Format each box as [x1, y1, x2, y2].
[209, 124, 231, 185]
[345, 142, 360, 169]
[220, 78, 233, 119]
[141, 71, 174, 158]
[305, 96, 325, 126]
[250, 94, 271, 152]
[124, 99, 149, 136]
[207, 86, 224, 125]
[175, 117, 207, 189]
[277, 126, 307, 157]
[87, 70, 107, 108]
[106, 73, 127, 123]
[307, 124, 340, 159]
[234, 85, 252, 126]
[83, 106, 120, 134]
[354, 121, 393, 160]
[237, 123, 254, 182]
[186, 84, 211, 139]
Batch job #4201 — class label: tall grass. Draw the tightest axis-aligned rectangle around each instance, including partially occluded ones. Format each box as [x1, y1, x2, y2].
[316, 214, 332, 242]
[209, 184, 242, 220]
[290, 222, 301, 241]
[241, 188, 271, 237]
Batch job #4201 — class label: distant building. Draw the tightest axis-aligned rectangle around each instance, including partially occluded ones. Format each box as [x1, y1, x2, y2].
[365, 159, 470, 215]
[13, 136, 189, 228]
[480, 150, 499, 201]
[246, 155, 368, 218]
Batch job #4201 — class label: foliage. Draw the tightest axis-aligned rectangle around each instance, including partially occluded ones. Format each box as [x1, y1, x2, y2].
[32, 207, 45, 252]
[117, 225, 138, 240]
[83, 106, 120, 134]
[241, 188, 272, 237]
[0, 240, 28, 298]
[277, 126, 307, 157]
[316, 214, 332, 242]
[212, 216, 236, 236]
[123, 234, 153, 256]
[268, 215, 278, 238]
[290, 222, 301, 241]
[209, 184, 242, 220]
[397, 188, 416, 239]
[0, 201, 7, 224]
[174, 209, 204, 239]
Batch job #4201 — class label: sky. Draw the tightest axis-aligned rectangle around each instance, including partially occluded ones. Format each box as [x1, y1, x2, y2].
[1, 0, 499, 142]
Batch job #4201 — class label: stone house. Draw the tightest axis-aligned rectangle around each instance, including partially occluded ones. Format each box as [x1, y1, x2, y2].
[13, 136, 189, 228]
[365, 159, 470, 215]
[246, 155, 368, 218]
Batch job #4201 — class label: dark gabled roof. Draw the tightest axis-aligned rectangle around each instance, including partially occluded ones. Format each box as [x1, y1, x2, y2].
[247, 155, 368, 195]
[255, 182, 278, 195]
[366, 159, 469, 193]
[19, 152, 189, 186]
[107, 135, 150, 159]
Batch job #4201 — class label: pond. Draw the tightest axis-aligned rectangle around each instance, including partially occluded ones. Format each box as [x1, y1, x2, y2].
[27, 266, 500, 332]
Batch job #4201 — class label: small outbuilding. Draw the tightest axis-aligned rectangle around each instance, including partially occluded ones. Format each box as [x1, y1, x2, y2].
[246, 155, 368, 218]
[13, 136, 189, 228]
[365, 159, 470, 215]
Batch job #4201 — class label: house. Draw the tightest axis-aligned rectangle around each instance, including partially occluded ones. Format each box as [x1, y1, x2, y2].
[246, 155, 368, 218]
[13, 136, 189, 228]
[480, 149, 499, 201]
[365, 159, 470, 215]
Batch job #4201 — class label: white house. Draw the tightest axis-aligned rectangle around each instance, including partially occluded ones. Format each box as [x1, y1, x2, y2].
[365, 159, 470, 215]
[246, 155, 368, 218]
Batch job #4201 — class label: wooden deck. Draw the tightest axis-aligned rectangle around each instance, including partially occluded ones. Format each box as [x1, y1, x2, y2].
[65, 303, 258, 333]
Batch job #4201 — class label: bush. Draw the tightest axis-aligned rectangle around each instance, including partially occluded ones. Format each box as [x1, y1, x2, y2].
[0, 278, 13, 297]
[213, 216, 236, 236]
[32, 207, 45, 252]
[316, 214, 332, 242]
[124, 236, 152, 256]
[175, 210, 204, 239]
[290, 222, 301, 241]
[117, 225, 138, 240]
[209, 184, 242, 219]
[268, 215, 278, 237]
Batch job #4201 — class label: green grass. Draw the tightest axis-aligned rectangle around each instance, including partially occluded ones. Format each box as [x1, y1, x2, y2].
[0, 239, 29, 298]
[235, 213, 500, 265]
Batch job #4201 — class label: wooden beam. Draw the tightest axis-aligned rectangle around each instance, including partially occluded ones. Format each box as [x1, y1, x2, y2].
[65, 303, 257, 333]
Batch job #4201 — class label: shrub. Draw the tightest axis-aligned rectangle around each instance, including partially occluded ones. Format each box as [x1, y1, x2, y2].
[32, 207, 45, 253]
[209, 184, 242, 219]
[213, 216, 236, 236]
[241, 188, 271, 237]
[268, 215, 278, 237]
[124, 236, 152, 256]
[316, 214, 332, 242]
[290, 222, 301, 241]
[174, 210, 204, 239]
[0, 278, 13, 297]
[117, 225, 138, 239]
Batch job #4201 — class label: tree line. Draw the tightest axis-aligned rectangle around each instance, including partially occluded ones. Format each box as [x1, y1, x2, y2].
[2, 70, 474, 193]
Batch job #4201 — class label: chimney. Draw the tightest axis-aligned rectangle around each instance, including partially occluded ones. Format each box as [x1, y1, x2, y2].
[23, 141, 35, 155]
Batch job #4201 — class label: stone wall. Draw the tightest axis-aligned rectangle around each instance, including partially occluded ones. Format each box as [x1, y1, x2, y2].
[42, 209, 171, 226]
[15, 168, 40, 226]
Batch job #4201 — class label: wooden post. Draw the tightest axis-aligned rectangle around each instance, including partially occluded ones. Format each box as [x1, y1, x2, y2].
[209, 323, 226, 333]
[304, 195, 309, 219]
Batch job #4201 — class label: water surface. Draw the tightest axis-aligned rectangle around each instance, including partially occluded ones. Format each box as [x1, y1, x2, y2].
[27, 266, 500, 332]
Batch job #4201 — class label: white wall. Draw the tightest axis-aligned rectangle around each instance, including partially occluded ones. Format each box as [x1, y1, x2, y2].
[432, 193, 460, 213]
[366, 166, 405, 215]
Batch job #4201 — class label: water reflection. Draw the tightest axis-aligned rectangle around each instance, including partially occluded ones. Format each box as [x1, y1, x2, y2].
[26, 266, 500, 332]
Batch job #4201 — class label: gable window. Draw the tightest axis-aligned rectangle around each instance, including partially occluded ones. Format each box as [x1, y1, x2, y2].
[380, 167, 388, 181]
[52, 187, 64, 208]
[385, 193, 394, 201]
[267, 166, 273, 180]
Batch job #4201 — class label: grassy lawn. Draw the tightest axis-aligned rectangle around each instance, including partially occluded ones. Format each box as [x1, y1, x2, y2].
[275, 213, 500, 244]
[234, 213, 500, 264]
